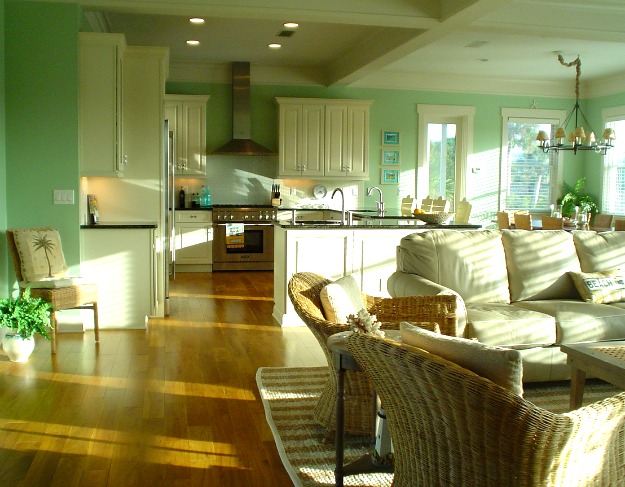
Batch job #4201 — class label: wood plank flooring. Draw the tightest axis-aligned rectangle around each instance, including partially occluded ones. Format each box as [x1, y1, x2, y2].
[0, 271, 326, 486]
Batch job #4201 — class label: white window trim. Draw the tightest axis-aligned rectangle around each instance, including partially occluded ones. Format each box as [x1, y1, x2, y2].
[601, 105, 625, 214]
[500, 108, 566, 211]
[417, 104, 475, 204]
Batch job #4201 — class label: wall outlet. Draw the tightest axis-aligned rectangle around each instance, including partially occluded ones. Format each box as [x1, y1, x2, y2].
[53, 189, 75, 205]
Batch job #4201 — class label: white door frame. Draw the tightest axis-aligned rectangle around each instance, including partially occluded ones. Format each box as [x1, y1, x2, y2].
[417, 104, 475, 207]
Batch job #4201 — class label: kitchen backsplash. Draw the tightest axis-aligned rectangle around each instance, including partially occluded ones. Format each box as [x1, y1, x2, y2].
[179, 154, 366, 210]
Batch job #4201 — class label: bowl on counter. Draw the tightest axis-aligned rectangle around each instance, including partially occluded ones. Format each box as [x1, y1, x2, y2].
[414, 212, 453, 224]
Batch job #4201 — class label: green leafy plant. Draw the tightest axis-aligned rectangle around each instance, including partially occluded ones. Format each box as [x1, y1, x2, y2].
[559, 177, 599, 218]
[0, 288, 53, 340]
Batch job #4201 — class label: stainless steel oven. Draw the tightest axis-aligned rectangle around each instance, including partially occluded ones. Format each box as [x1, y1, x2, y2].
[212, 206, 276, 271]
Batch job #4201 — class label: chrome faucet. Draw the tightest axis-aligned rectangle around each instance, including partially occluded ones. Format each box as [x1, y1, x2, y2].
[367, 186, 385, 214]
[331, 187, 348, 225]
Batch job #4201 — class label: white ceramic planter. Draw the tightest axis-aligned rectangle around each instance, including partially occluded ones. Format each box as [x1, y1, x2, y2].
[3, 333, 35, 362]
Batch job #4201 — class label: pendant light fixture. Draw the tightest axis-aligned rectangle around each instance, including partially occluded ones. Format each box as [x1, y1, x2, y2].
[536, 55, 615, 155]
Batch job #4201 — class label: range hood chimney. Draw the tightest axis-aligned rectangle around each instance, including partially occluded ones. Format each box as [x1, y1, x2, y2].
[212, 62, 275, 156]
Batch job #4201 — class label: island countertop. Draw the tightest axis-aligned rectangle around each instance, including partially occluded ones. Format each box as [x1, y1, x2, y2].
[81, 221, 157, 229]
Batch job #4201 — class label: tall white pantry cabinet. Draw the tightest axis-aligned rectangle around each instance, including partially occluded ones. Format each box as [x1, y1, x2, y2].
[80, 35, 169, 328]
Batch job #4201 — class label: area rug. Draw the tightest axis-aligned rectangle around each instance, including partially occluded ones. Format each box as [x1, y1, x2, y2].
[256, 366, 623, 487]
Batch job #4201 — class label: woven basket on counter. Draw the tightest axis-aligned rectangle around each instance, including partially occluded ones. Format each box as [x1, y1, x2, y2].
[414, 212, 452, 224]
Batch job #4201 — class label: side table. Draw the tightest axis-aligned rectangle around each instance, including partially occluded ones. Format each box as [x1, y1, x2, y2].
[328, 331, 394, 487]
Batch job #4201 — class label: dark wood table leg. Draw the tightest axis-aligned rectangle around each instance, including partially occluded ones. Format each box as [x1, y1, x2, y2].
[570, 365, 586, 409]
[335, 366, 345, 487]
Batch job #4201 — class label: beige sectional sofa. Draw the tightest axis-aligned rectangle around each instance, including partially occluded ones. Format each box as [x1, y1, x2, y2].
[387, 229, 625, 382]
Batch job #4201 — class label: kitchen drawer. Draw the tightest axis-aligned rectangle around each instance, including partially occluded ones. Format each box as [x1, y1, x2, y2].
[176, 211, 212, 223]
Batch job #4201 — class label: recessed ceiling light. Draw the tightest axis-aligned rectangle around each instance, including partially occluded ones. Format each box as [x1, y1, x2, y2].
[268, 43, 282, 49]
[283, 22, 299, 29]
[189, 18, 204, 24]
[186, 40, 200, 46]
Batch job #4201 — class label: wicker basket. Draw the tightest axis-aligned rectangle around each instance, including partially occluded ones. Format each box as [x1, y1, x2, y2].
[415, 212, 452, 224]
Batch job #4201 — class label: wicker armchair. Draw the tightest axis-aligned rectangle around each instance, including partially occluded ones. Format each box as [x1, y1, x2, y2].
[7, 228, 99, 354]
[346, 333, 625, 487]
[287, 272, 456, 435]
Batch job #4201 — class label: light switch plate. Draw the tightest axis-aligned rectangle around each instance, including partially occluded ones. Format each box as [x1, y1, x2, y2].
[53, 189, 75, 205]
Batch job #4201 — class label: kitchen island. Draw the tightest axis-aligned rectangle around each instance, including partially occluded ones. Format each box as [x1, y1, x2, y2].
[272, 217, 480, 327]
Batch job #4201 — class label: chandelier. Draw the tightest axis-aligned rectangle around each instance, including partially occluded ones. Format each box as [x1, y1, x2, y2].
[536, 55, 615, 155]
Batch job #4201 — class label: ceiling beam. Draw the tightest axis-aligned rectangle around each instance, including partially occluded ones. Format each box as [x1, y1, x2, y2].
[325, 0, 510, 86]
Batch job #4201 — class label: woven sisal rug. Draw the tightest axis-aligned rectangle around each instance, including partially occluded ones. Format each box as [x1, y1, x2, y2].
[256, 366, 623, 487]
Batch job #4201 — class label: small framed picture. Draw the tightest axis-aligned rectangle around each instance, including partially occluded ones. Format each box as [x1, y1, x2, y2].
[381, 169, 399, 185]
[382, 149, 400, 165]
[382, 130, 400, 145]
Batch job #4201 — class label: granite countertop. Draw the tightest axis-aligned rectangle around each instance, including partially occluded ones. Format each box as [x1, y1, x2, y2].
[81, 221, 158, 229]
[277, 221, 480, 229]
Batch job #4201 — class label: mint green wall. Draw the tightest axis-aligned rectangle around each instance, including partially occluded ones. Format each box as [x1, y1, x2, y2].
[0, 0, 7, 295]
[4, 1, 80, 287]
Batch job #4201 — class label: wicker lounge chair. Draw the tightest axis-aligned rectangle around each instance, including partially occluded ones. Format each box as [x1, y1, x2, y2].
[347, 333, 625, 487]
[287, 271, 456, 435]
[7, 227, 99, 354]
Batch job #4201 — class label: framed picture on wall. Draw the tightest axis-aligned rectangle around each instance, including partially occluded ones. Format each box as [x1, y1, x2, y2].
[381, 169, 399, 184]
[382, 130, 400, 145]
[382, 149, 400, 165]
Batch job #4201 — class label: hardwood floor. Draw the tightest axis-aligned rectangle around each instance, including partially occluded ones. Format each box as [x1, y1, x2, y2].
[0, 271, 326, 486]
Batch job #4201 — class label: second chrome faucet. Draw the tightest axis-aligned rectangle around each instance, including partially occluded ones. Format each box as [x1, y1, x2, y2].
[367, 186, 385, 214]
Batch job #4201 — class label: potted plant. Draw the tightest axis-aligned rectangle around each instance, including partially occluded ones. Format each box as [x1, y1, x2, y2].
[559, 177, 599, 219]
[0, 288, 53, 362]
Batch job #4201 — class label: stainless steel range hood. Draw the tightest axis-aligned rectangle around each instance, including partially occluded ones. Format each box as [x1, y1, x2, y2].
[212, 62, 275, 156]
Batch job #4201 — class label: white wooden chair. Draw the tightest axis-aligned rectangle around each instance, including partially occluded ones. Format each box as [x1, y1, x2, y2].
[454, 198, 472, 223]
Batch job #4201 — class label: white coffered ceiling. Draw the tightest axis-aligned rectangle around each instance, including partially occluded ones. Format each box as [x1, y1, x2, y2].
[77, 0, 625, 97]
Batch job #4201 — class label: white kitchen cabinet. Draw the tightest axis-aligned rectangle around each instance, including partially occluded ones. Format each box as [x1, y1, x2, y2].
[164, 95, 209, 176]
[276, 97, 372, 179]
[277, 102, 325, 177]
[81, 227, 155, 329]
[174, 211, 213, 271]
[79, 33, 126, 177]
[325, 103, 370, 178]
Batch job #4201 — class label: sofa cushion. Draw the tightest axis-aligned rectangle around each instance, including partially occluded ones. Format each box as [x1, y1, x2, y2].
[465, 303, 556, 346]
[502, 230, 581, 302]
[570, 269, 625, 304]
[512, 300, 625, 343]
[572, 230, 625, 272]
[12, 228, 68, 282]
[400, 321, 523, 396]
[320, 274, 365, 324]
[396, 230, 510, 304]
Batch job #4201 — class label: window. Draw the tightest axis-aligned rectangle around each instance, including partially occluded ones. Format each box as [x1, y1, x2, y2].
[602, 107, 625, 215]
[427, 123, 456, 203]
[417, 105, 474, 211]
[501, 108, 565, 212]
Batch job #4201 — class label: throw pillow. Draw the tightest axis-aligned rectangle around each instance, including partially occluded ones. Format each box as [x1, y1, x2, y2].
[12, 229, 68, 282]
[570, 269, 625, 304]
[319, 274, 365, 323]
[399, 322, 524, 396]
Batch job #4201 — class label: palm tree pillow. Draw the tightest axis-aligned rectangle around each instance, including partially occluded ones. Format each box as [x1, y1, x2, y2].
[13, 228, 69, 284]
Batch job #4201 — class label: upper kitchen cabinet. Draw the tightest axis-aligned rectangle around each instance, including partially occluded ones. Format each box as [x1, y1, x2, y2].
[276, 98, 373, 179]
[79, 33, 126, 177]
[164, 95, 209, 176]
